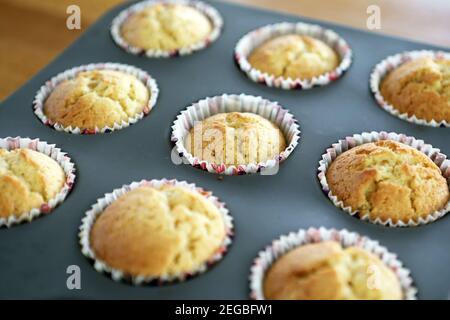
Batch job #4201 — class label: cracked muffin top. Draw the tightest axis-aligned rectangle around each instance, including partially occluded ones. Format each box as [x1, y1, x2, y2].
[0, 149, 65, 218]
[184, 112, 287, 166]
[326, 140, 449, 223]
[120, 3, 212, 51]
[90, 185, 226, 277]
[43, 69, 150, 130]
[248, 34, 339, 80]
[380, 57, 450, 123]
[264, 241, 402, 300]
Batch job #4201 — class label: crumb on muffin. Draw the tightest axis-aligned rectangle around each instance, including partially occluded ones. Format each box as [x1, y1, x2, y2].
[0, 148, 65, 218]
[326, 140, 449, 223]
[184, 112, 287, 166]
[43, 69, 150, 130]
[264, 241, 403, 300]
[121, 3, 212, 51]
[380, 57, 450, 123]
[90, 185, 226, 277]
[248, 34, 339, 80]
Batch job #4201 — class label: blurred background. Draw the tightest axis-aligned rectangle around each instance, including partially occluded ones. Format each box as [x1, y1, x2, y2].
[0, 0, 449, 101]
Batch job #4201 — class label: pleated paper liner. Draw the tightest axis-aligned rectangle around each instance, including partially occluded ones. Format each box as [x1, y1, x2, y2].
[111, 0, 223, 58]
[318, 131, 450, 227]
[0, 137, 76, 228]
[234, 22, 352, 90]
[171, 94, 301, 175]
[79, 178, 234, 285]
[370, 50, 450, 127]
[249, 227, 417, 300]
[33, 62, 159, 134]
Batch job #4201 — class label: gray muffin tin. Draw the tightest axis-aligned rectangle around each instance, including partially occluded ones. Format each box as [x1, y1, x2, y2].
[0, 0, 449, 299]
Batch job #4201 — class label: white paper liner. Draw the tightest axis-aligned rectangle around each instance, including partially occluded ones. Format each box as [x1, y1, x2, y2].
[111, 0, 223, 58]
[249, 227, 417, 300]
[0, 137, 76, 228]
[171, 94, 301, 175]
[234, 22, 352, 90]
[370, 50, 450, 127]
[318, 131, 450, 227]
[79, 178, 234, 285]
[33, 62, 159, 134]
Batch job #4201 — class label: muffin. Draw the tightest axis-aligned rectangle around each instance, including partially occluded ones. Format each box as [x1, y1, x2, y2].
[264, 241, 402, 300]
[120, 3, 212, 51]
[380, 57, 450, 123]
[248, 35, 339, 80]
[0, 148, 65, 218]
[326, 140, 449, 223]
[184, 112, 287, 166]
[43, 69, 150, 130]
[90, 184, 226, 277]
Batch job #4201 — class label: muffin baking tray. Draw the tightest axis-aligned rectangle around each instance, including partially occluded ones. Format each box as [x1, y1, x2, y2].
[0, 0, 449, 299]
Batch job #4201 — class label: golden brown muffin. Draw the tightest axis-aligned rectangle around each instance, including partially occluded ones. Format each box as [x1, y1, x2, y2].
[184, 112, 286, 166]
[248, 34, 339, 80]
[0, 148, 65, 218]
[44, 69, 150, 130]
[264, 241, 403, 300]
[380, 57, 450, 122]
[90, 185, 226, 277]
[326, 140, 449, 223]
[121, 3, 212, 51]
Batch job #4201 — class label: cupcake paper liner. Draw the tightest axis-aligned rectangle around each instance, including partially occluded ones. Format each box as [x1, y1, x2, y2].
[33, 62, 159, 134]
[370, 50, 450, 127]
[171, 93, 301, 175]
[111, 0, 223, 58]
[318, 131, 450, 227]
[0, 137, 76, 228]
[234, 22, 352, 90]
[249, 227, 417, 300]
[79, 178, 234, 285]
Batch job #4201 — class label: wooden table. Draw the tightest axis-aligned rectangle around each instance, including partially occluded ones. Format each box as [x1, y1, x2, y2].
[1, 0, 449, 101]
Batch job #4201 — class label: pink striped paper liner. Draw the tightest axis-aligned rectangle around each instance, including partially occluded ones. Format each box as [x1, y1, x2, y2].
[33, 62, 159, 134]
[79, 178, 234, 285]
[0, 137, 76, 228]
[370, 50, 450, 127]
[318, 131, 450, 227]
[171, 93, 301, 175]
[249, 227, 417, 300]
[235, 22, 352, 90]
[111, 0, 223, 58]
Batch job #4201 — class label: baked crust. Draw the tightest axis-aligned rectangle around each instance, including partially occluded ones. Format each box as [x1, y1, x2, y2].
[248, 34, 339, 80]
[90, 185, 226, 277]
[263, 241, 403, 300]
[0, 148, 65, 218]
[326, 140, 449, 223]
[44, 69, 149, 130]
[380, 57, 450, 122]
[184, 112, 286, 166]
[121, 3, 212, 51]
